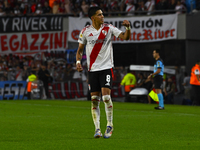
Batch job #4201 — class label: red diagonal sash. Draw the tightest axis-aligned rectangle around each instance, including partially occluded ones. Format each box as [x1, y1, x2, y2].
[89, 26, 109, 71]
[127, 5, 134, 12]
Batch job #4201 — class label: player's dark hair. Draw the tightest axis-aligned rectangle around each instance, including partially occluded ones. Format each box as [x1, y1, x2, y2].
[154, 49, 160, 54]
[88, 7, 102, 19]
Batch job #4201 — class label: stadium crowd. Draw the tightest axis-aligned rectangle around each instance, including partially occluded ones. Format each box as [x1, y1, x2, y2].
[0, 0, 197, 16]
[0, 53, 193, 104]
[0, 53, 127, 83]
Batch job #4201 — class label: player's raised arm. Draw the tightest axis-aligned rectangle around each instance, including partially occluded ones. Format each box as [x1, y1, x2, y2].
[76, 43, 85, 72]
[118, 20, 131, 40]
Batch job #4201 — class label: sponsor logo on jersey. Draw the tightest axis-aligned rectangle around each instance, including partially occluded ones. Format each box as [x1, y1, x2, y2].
[80, 34, 83, 38]
[88, 33, 93, 37]
[88, 38, 108, 44]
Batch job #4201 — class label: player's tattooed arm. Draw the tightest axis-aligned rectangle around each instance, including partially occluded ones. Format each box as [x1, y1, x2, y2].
[118, 20, 131, 40]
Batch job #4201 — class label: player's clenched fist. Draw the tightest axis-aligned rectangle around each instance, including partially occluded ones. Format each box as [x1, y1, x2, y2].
[122, 20, 130, 28]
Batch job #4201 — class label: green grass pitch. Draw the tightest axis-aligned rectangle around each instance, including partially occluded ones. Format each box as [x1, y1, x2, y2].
[0, 100, 200, 150]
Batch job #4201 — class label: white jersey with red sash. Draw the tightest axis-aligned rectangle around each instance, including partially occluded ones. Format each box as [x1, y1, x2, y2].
[78, 24, 122, 72]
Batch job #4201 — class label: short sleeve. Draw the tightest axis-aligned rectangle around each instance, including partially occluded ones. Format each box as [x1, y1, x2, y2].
[109, 24, 122, 38]
[156, 60, 162, 68]
[78, 28, 87, 45]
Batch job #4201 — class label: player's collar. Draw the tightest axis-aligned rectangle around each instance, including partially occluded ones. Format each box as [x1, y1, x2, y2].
[91, 24, 104, 31]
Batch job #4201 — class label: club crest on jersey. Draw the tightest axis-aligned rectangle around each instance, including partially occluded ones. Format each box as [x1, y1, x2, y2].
[102, 30, 107, 36]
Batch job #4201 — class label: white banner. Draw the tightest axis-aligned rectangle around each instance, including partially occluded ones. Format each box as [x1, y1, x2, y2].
[0, 31, 68, 54]
[68, 14, 177, 43]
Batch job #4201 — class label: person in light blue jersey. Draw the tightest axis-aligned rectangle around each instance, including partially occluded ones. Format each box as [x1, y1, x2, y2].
[148, 49, 165, 110]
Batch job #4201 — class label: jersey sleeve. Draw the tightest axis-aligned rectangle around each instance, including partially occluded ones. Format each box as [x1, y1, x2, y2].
[78, 28, 87, 45]
[156, 60, 163, 69]
[109, 24, 122, 38]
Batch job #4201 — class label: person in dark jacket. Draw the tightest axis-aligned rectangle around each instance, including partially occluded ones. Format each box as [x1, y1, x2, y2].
[38, 64, 50, 99]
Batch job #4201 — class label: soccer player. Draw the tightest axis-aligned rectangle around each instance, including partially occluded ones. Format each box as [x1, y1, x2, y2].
[148, 49, 165, 110]
[76, 7, 131, 138]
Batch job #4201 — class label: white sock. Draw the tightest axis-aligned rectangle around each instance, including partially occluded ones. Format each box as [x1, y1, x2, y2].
[91, 95, 101, 130]
[102, 95, 113, 127]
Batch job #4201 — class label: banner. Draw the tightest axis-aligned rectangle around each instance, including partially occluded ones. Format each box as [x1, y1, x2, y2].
[0, 31, 68, 54]
[0, 81, 28, 100]
[0, 81, 124, 100]
[68, 14, 177, 43]
[0, 16, 63, 33]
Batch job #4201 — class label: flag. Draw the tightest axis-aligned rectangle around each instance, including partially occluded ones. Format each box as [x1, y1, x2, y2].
[149, 88, 159, 104]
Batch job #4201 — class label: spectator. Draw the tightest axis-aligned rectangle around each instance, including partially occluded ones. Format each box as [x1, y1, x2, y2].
[0, 61, 5, 71]
[31, 1, 37, 13]
[35, 3, 43, 14]
[72, 2, 81, 16]
[62, 64, 74, 81]
[64, 0, 72, 14]
[182, 72, 191, 102]
[38, 64, 50, 99]
[4, 3, 14, 15]
[164, 77, 175, 104]
[7, 59, 13, 69]
[52, 1, 59, 14]
[55, 64, 64, 82]
[175, 0, 186, 14]
[145, 0, 155, 15]
[175, 66, 184, 94]
[1, 71, 8, 81]
[22, 3, 32, 15]
[90, 0, 98, 7]
[28, 57, 35, 67]
[22, 65, 30, 81]
[49, 0, 55, 8]
[125, 0, 135, 16]
[136, 0, 146, 15]
[42, 1, 52, 14]
[100, 2, 110, 16]
[120, 0, 126, 13]
[15, 66, 23, 81]
[81, 0, 89, 16]
[137, 73, 146, 87]
[21, 57, 29, 68]
[39, 0, 46, 7]
[58, 2, 65, 13]
[109, 0, 117, 10]
[168, 0, 177, 13]
[110, 1, 120, 16]
[30, 63, 38, 73]
[156, 0, 168, 14]
[0, 1, 4, 9]
[13, 4, 22, 15]
[0, 6, 5, 16]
